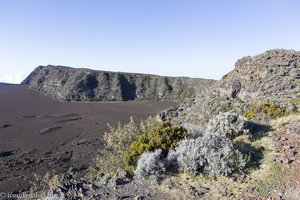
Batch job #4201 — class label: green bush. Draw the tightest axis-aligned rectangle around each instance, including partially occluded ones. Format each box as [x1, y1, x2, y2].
[244, 99, 299, 121]
[124, 121, 187, 173]
[244, 100, 290, 121]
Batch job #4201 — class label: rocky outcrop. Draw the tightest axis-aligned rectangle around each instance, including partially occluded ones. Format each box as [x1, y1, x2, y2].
[21, 65, 215, 102]
[218, 49, 300, 101]
[158, 49, 300, 133]
[272, 118, 300, 165]
[45, 172, 174, 200]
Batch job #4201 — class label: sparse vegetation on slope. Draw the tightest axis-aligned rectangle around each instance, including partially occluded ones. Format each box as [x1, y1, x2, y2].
[130, 113, 269, 183]
[243, 99, 298, 121]
[159, 49, 300, 133]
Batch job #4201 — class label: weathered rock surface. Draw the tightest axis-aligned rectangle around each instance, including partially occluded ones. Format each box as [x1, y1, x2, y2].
[158, 49, 300, 133]
[218, 49, 300, 101]
[21, 65, 215, 102]
[271, 118, 300, 166]
[45, 172, 174, 200]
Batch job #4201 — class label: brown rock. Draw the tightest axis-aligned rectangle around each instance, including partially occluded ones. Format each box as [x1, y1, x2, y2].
[282, 158, 289, 164]
[231, 80, 241, 98]
[281, 137, 287, 141]
[283, 145, 291, 150]
[290, 156, 296, 161]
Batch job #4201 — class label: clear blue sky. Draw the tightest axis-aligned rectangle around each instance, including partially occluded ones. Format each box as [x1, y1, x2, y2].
[1, 0, 300, 83]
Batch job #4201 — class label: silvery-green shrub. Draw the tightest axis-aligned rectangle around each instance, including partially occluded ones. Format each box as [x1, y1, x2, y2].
[206, 112, 249, 139]
[134, 149, 166, 183]
[168, 134, 246, 176]
[167, 138, 204, 174]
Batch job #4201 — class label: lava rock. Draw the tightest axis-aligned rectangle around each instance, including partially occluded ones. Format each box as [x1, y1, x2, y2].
[0, 151, 14, 157]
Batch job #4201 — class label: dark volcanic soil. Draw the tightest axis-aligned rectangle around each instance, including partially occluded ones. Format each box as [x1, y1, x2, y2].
[0, 85, 176, 193]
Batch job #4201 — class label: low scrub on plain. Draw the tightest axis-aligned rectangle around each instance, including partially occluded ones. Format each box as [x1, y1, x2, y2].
[93, 116, 158, 177]
[26, 172, 62, 200]
[104, 116, 157, 152]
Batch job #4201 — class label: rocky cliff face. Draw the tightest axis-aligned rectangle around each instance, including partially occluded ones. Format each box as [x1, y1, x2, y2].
[218, 49, 300, 101]
[158, 49, 300, 133]
[21, 65, 215, 102]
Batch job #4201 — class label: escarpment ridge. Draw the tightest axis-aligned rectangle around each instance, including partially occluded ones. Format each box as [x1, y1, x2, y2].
[22, 65, 215, 102]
